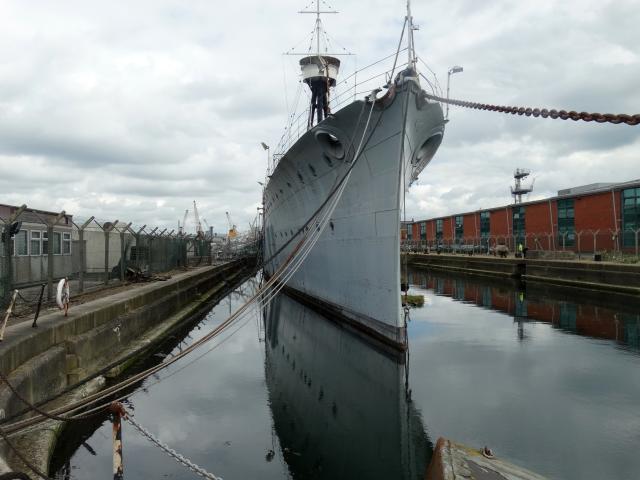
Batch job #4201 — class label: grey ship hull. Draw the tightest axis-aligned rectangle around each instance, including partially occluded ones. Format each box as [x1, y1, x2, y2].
[264, 76, 444, 349]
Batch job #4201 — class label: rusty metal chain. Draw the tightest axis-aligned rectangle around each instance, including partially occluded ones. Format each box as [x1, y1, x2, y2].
[424, 93, 640, 126]
[126, 414, 223, 480]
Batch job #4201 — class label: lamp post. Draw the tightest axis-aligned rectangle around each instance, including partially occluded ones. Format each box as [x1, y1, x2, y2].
[261, 142, 270, 175]
[446, 65, 463, 120]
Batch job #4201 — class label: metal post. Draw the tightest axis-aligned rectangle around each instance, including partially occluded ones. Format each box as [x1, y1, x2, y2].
[79, 229, 85, 292]
[148, 227, 158, 275]
[104, 229, 110, 285]
[2, 206, 27, 303]
[47, 224, 54, 299]
[46, 210, 67, 300]
[109, 402, 126, 480]
[120, 230, 126, 282]
[0, 290, 18, 341]
[32, 283, 46, 328]
[77, 217, 94, 294]
[104, 221, 119, 285]
[118, 223, 132, 283]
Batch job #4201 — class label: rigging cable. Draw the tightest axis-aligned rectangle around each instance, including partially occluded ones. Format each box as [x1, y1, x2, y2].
[0, 95, 380, 441]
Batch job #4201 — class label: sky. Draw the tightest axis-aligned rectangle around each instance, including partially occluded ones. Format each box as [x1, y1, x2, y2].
[0, 0, 638, 232]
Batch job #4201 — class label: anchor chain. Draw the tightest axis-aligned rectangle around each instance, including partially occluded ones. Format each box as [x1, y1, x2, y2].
[126, 414, 223, 480]
[423, 93, 640, 126]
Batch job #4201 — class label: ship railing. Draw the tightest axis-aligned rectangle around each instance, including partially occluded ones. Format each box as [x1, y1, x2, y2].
[272, 50, 442, 171]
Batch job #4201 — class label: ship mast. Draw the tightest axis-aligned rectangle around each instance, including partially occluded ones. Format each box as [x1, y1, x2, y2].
[406, 0, 417, 71]
[298, 0, 341, 129]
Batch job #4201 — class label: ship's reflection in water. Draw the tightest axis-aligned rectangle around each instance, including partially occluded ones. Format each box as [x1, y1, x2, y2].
[264, 294, 431, 480]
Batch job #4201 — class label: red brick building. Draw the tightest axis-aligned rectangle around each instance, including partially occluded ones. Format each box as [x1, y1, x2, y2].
[405, 179, 640, 253]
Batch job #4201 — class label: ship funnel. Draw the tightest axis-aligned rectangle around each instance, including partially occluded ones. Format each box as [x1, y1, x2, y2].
[301, 55, 340, 129]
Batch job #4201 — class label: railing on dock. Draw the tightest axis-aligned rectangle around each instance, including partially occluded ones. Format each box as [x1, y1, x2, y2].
[402, 227, 640, 263]
[0, 206, 259, 308]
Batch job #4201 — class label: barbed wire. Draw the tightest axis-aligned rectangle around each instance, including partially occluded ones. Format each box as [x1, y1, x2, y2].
[424, 93, 640, 126]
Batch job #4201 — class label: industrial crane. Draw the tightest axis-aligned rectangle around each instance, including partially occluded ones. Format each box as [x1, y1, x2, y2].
[226, 211, 237, 239]
[193, 201, 204, 238]
[178, 209, 188, 235]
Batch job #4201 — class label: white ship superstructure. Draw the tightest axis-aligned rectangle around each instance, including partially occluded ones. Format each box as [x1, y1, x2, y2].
[263, 1, 445, 349]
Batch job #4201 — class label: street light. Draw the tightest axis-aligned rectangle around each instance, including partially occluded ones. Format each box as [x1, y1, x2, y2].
[446, 65, 463, 120]
[261, 142, 270, 174]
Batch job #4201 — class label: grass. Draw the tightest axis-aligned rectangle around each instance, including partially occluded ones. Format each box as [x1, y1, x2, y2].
[401, 294, 424, 307]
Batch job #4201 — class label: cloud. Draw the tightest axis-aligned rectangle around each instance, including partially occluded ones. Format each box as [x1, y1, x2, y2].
[0, 0, 637, 232]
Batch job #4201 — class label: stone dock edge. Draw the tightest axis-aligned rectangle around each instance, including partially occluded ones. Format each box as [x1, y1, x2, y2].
[0, 257, 255, 477]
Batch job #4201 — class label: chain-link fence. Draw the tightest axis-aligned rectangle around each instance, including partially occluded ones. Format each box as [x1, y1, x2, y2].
[402, 228, 640, 263]
[0, 206, 226, 306]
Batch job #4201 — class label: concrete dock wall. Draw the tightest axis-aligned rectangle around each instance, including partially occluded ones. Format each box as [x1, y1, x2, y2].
[0, 258, 254, 475]
[405, 253, 640, 295]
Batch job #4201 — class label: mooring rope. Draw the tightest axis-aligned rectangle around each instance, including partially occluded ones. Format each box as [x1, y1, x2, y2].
[0, 92, 380, 442]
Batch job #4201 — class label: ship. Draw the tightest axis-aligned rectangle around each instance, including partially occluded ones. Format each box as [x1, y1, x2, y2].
[263, 293, 432, 479]
[263, 1, 445, 350]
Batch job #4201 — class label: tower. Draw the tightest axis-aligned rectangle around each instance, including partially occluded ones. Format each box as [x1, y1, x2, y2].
[510, 168, 534, 204]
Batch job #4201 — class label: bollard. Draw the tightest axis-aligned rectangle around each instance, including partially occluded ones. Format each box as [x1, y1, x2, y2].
[109, 402, 127, 480]
[0, 290, 18, 341]
[31, 283, 46, 328]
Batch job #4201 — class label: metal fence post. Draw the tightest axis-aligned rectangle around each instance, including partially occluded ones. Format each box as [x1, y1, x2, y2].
[45, 210, 67, 300]
[118, 222, 132, 283]
[77, 217, 94, 293]
[104, 220, 118, 285]
[148, 227, 158, 275]
[2, 206, 27, 303]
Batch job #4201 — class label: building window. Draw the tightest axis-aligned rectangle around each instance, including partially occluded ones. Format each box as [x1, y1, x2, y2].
[52, 232, 62, 255]
[14, 230, 28, 256]
[406, 223, 413, 240]
[420, 222, 426, 240]
[480, 211, 490, 246]
[622, 188, 640, 247]
[30, 231, 41, 256]
[512, 206, 526, 247]
[63, 232, 71, 254]
[42, 231, 48, 255]
[436, 219, 443, 243]
[455, 215, 463, 243]
[557, 198, 575, 247]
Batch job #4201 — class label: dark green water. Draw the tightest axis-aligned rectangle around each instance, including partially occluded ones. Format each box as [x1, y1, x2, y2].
[51, 270, 640, 479]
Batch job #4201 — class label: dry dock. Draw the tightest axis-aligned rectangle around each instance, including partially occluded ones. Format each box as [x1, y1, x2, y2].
[0, 257, 255, 476]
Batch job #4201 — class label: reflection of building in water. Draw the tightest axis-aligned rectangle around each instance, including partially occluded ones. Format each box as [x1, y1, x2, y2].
[264, 294, 431, 480]
[410, 270, 640, 351]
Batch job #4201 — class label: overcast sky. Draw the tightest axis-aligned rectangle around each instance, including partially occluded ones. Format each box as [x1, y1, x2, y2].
[0, 0, 638, 232]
